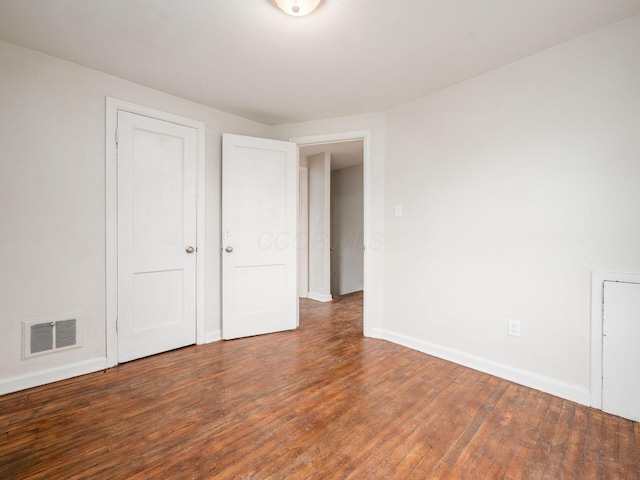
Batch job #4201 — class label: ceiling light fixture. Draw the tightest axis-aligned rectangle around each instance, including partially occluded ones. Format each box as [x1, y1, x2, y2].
[272, 0, 323, 17]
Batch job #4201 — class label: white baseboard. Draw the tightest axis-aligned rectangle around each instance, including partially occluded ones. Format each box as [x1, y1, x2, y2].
[307, 292, 332, 302]
[379, 329, 590, 406]
[369, 328, 384, 339]
[0, 357, 108, 396]
[204, 330, 222, 343]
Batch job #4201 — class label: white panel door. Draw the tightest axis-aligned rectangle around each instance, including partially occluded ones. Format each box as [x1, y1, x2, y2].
[602, 280, 640, 422]
[117, 111, 197, 362]
[222, 133, 298, 339]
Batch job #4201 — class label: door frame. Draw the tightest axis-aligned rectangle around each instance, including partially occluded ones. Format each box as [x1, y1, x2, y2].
[590, 270, 640, 408]
[105, 97, 206, 367]
[290, 130, 372, 337]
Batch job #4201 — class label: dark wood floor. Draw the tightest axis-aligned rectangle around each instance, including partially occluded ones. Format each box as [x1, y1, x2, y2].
[1, 292, 638, 479]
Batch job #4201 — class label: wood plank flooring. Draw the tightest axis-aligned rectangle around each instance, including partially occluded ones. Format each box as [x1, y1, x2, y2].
[1, 292, 638, 479]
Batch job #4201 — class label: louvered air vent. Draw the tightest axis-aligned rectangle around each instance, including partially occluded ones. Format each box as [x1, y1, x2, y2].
[23, 316, 82, 359]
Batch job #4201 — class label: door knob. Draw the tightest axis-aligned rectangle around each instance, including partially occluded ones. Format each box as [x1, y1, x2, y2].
[225, 246, 234, 253]
[185, 246, 195, 254]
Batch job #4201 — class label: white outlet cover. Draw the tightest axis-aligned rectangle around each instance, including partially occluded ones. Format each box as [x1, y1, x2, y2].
[508, 318, 521, 337]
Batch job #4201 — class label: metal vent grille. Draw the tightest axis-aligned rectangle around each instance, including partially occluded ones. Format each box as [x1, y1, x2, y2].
[30, 323, 54, 354]
[55, 319, 77, 348]
[23, 316, 82, 359]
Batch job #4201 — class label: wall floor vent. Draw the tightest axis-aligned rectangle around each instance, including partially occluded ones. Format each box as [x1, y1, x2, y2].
[23, 316, 82, 359]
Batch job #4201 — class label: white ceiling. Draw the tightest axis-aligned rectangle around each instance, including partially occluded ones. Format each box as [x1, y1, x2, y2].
[300, 140, 363, 171]
[1, 0, 639, 125]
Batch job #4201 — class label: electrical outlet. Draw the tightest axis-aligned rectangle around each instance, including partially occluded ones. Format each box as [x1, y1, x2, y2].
[508, 319, 521, 337]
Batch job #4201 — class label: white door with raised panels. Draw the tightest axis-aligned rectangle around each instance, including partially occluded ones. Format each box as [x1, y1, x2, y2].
[222, 133, 298, 339]
[117, 111, 197, 362]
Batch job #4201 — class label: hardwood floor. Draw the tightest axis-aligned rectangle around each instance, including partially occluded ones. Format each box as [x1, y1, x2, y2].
[1, 292, 638, 479]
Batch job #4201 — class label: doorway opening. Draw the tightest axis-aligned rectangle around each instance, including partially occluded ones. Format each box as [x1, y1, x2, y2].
[299, 140, 364, 300]
[290, 131, 372, 337]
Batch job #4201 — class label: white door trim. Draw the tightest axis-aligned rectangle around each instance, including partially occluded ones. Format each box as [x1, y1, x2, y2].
[290, 130, 372, 337]
[105, 97, 206, 367]
[590, 270, 640, 408]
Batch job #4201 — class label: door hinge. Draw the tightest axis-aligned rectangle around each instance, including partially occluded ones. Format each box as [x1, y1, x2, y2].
[115, 129, 119, 147]
[115, 318, 118, 333]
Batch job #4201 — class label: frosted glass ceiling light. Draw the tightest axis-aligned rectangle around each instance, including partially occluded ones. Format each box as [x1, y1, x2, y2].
[272, 0, 323, 17]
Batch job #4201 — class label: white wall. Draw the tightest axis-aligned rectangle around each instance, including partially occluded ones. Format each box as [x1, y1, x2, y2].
[298, 165, 309, 298]
[307, 152, 331, 301]
[331, 165, 364, 296]
[381, 15, 640, 404]
[0, 40, 270, 393]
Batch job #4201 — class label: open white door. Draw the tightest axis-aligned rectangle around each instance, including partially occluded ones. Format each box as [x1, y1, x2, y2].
[117, 111, 197, 362]
[222, 133, 298, 339]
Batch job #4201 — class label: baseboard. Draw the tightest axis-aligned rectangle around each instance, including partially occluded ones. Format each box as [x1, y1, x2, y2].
[204, 330, 222, 343]
[369, 327, 384, 339]
[0, 357, 108, 396]
[307, 292, 333, 302]
[379, 329, 590, 406]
